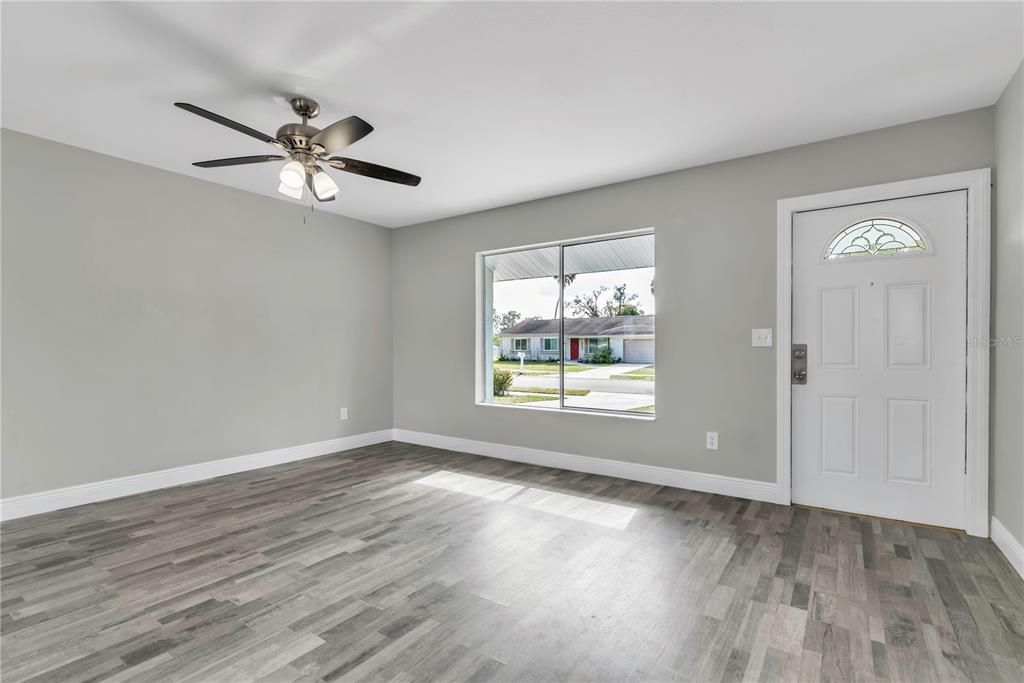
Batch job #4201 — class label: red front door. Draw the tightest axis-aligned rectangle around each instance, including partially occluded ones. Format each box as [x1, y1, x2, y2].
[570, 338, 580, 360]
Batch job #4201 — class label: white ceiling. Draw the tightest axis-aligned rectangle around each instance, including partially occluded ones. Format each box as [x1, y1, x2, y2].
[2, 2, 1021, 228]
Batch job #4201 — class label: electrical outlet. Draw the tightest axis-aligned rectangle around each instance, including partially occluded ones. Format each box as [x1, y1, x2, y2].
[706, 432, 719, 450]
[339, 407, 348, 421]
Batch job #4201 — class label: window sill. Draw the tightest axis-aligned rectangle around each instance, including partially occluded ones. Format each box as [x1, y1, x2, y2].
[475, 401, 656, 421]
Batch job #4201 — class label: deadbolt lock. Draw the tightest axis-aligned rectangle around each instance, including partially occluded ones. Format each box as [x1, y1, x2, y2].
[792, 343, 808, 385]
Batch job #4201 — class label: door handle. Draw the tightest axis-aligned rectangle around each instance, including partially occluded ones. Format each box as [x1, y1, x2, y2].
[792, 344, 808, 385]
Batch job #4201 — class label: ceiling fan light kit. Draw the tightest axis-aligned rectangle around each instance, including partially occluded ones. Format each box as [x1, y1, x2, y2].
[277, 181, 303, 200]
[311, 167, 339, 199]
[279, 159, 306, 190]
[175, 97, 421, 204]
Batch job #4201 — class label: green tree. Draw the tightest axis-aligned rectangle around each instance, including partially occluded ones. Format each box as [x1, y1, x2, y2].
[570, 284, 644, 317]
[493, 309, 522, 334]
[570, 286, 607, 318]
[603, 284, 643, 316]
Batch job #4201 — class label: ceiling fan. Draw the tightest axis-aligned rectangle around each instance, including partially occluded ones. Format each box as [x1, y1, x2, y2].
[175, 97, 421, 202]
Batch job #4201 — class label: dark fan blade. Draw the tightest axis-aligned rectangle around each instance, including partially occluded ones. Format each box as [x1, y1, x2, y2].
[308, 116, 373, 155]
[325, 157, 421, 187]
[305, 172, 336, 202]
[193, 155, 284, 168]
[175, 103, 278, 145]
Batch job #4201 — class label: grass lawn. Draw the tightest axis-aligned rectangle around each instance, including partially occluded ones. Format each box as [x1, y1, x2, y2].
[628, 404, 656, 413]
[493, 361, 593, 375]
[493, 395, 558, 405]
[610, 364, 655, 381]
[512, 387, 590, 396]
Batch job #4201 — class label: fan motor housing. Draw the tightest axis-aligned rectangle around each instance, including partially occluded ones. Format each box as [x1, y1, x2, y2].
[276, 123, 322, 152]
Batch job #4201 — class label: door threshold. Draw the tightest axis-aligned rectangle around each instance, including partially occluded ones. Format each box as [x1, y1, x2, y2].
[792, 503, 964, 535]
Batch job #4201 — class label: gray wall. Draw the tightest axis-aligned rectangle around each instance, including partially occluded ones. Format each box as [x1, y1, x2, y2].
[392, 108, 996, 483]
[993, 61, 1024, 543]
[2, 130, 393, 497]
[4, 104, 1014, 508]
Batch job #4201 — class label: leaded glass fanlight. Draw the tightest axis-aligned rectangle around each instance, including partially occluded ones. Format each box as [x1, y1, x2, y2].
[824, 218, 926, 260]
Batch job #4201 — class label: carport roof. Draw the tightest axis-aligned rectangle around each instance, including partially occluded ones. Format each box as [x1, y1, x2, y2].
[486, 233, 654, 282]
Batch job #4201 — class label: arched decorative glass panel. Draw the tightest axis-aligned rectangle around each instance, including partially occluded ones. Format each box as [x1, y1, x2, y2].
[824, 218, 926, 260]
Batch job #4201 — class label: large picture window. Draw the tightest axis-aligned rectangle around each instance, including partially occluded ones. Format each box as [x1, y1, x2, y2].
[481, 231, 655, 416]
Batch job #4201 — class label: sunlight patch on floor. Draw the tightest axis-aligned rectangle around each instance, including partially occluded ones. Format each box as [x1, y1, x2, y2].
[414, 470, 524, 501]
[509, 487, 637, 530]
[414, 470, 637, 529]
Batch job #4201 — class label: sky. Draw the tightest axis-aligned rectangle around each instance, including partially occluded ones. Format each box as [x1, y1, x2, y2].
[493, 267, 655, 320]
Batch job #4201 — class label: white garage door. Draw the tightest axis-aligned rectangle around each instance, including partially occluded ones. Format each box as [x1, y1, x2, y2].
[623, 339, 655, 364]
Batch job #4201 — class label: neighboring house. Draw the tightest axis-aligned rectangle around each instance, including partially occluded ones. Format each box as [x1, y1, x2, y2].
[499, 315, 654, 363]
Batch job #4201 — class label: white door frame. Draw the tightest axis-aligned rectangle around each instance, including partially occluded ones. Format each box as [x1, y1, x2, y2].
[775, 169, 991, 537]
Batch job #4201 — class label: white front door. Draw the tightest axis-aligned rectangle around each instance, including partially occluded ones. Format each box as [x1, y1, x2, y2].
[792, 190, 967, 528]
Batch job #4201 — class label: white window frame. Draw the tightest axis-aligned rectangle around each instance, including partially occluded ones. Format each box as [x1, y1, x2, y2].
[513, 338, 529, 352]
[476, 228, 655, 419]
[542, 337, 559, 351]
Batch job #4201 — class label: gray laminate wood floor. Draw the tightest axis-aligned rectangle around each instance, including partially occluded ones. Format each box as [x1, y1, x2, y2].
[2, 441, 1023, 682]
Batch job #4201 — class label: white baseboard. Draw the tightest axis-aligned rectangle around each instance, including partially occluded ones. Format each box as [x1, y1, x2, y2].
[392, 429, 786, 504]
[0, 429, 395, 521]
[7, 424, 1014, 574]
[0, 427, 787, 521]
[991, 516, 1024, 581]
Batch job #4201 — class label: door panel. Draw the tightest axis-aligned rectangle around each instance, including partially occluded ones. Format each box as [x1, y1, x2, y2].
[792, 190, 967, 529]
[819, 394, 859, 477]
[885, 282, 930, 368]
[819, 287, 859, 368]
[885, 398, 930, 484]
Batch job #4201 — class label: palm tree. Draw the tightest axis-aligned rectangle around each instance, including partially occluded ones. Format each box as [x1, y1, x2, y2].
[553, 273, 576, 318]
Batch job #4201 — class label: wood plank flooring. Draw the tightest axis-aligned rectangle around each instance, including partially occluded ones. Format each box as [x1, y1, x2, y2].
[2, 441, 1023, 682]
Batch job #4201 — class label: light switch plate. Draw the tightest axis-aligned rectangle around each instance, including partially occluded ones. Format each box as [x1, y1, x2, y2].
[752, 328, 773, 347]
[339, 407, 349, 421]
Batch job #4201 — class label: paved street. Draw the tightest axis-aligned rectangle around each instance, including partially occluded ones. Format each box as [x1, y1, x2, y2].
[570, 363, 650, 379]
[505, 391, 654, 411]
[510, 373, 654, 396]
